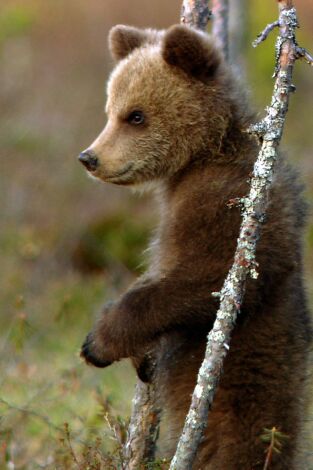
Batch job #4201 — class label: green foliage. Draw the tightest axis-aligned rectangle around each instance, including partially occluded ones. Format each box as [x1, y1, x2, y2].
[0, 243, 136, 468]
[260, 427, 290, 469]
[260, 427, 289, 450]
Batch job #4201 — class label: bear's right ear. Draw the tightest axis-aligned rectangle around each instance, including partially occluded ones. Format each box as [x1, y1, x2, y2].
[109, 25, 154, 61]
[162, 25, 221, 82]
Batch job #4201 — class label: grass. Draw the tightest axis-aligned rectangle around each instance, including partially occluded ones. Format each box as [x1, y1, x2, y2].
[0, 253, 137, 468]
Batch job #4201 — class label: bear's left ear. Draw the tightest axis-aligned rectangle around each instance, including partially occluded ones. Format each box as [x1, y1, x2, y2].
[109, 25, 161, 61]
[162, 25, 221, 82]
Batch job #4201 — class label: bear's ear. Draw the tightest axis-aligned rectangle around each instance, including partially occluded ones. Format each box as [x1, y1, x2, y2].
[162, 25, 221, 82]
[109, 25, 156, 61]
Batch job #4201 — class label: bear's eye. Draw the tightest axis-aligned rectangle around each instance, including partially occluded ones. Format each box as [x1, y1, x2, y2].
[127, 110, 145, 125]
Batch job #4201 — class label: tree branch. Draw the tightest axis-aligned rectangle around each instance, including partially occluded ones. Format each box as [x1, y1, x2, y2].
[252, 20, 279, 48]
[169, 1, 309, 468]
[296, 46, 313, 65]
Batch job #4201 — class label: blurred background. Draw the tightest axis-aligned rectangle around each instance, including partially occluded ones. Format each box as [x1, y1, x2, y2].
[0, 0, 312, 468]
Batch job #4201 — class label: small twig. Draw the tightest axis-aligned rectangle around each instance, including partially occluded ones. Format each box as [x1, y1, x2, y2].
[261, 427, 289, 470]
[64, 422, 82, 470]
[104, 413, 126, 467]
[253, 20, 279, 48]
[296, 46, 313, 65]
[253, 6, 313, 74]
[262, 427, 278, 470]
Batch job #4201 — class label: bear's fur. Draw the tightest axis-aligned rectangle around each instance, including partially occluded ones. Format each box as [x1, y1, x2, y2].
[79, 25, 312, 469]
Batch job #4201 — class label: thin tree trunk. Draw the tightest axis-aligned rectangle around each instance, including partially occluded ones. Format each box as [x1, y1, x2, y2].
[212, 0, 229, 60]
[181, 0, 212, 30]
[123, 378, 160, 469]
[229, 0, 247, 75]
[169, 1, 312, 468]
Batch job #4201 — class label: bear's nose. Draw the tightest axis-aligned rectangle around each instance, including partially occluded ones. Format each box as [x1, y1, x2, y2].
[78, 150, 99, 171]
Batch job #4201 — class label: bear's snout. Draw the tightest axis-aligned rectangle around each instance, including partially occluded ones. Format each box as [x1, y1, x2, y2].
[78, 150, 99, 172]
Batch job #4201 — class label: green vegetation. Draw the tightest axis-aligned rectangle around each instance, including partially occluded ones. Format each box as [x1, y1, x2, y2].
[0, 228, 137, 467]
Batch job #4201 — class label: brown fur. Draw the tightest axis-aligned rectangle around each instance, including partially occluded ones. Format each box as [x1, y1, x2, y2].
[79, 25, 312, 469]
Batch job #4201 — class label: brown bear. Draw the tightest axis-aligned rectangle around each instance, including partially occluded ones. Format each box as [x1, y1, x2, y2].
[79, 24, 312, 469]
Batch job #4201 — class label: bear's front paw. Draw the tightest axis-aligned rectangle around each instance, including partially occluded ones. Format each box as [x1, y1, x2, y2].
[80, 332, 113, 368]
[132, 353, 157, 383]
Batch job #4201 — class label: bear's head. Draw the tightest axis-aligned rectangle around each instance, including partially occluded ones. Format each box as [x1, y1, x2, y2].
[79, 24, 232, 186]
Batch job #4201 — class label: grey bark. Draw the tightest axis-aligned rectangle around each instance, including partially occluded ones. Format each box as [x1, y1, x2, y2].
[181, 0, 212, 31]
[229, 0, 247, 76]
[123, 378, 161, 469]
[212, 0, 229, 60]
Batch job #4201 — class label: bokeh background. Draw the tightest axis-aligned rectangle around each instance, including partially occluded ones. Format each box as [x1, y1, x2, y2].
[0, 0, 313, 468]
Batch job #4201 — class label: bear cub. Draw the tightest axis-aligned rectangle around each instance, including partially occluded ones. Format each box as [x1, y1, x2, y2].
[79, 24, 311, 469]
